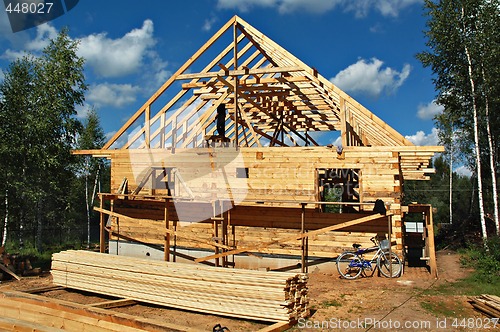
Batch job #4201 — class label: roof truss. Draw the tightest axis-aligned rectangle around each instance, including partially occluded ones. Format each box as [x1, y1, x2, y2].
[103, 16, 416, 150]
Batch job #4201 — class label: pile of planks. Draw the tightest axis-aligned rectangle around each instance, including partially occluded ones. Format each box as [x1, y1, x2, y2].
[468, 294, 500, 318]
[0, 289, 201, 332]
[51, 250, 309, 322]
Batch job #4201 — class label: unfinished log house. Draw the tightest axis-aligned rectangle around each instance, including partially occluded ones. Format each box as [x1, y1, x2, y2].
[77, 16, 444, 276]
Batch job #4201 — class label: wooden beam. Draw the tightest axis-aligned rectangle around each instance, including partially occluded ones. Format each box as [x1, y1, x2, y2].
[94, 207, 234, 251]
[194, 213, 386, 263]
[257, 321, 295, 332]
[175, 66, 303, 80]
[88, 299, 136, 309]
[0, 263, 21, 280]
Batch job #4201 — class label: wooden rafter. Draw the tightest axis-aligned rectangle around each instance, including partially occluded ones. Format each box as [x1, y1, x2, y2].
[99, 15, 420, 151]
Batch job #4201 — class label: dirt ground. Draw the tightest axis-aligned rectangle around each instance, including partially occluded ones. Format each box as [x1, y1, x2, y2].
[0, 250, 494, 332]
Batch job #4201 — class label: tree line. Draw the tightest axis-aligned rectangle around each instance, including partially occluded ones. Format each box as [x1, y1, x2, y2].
[0, 29, 107, 251]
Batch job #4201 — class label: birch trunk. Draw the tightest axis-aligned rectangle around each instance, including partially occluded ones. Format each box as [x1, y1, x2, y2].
[464, 43, 487, 241]
[461, 6, 487, 241]
[2, 190, 7, 247]
[482, 69, 499, 234]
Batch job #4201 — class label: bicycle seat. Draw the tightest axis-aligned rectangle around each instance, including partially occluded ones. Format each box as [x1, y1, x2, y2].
[352, 243, 362, 249]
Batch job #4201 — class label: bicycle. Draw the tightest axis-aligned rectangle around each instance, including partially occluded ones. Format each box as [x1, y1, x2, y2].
[336, 237, 402, 279]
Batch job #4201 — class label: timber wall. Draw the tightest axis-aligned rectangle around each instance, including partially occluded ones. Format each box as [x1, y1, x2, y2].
[107, 146, 404, 258]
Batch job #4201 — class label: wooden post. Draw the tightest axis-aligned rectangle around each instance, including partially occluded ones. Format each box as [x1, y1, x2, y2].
[388, 214, 393, 277]
[213, 201, 220, 267]
[145, 105, 150, 148]
[301, 203, 306, 273]
[221, 200, 228, 267]
[173, 220, 177, 262]
[233, 21, 239, 148]
[164, 199, 170, 262]
[427, 206, 438, 278]
[111, 199, 117, 255]
[99, 196, 105, 253]
[172, 117, 177, 154]
[160, 111, 165, 148]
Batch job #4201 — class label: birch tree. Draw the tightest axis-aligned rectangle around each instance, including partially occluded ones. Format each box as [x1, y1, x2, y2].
[418, 0, 500, 240]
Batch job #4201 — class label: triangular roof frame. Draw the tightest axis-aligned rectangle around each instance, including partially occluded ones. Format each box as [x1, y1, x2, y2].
[103, 15, 415, 150]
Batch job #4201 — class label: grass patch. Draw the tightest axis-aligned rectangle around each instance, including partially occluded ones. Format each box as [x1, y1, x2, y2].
[426, 236, 500, 296]
[425, 275, 500, 296]
[419, 299, 464, 317]
[322, 299, 342, 307]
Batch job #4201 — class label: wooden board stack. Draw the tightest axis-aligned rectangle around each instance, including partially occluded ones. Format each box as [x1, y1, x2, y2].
[0, 289, 200, 332]
[51, 250, 309, 323]
[468, 294, 500, 318]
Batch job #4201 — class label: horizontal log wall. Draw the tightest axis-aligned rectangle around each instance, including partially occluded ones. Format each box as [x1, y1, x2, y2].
[110, 146, 401, 204]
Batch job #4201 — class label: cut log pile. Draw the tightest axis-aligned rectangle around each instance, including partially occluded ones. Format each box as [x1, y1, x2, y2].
[0, 246, 41, 281]
[468, 294, 500, 318]
[51, 250, 309, 323]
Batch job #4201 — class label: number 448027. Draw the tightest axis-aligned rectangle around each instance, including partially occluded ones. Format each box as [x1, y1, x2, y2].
[452, 318, 499, 329]
[5, 2, 54, 14]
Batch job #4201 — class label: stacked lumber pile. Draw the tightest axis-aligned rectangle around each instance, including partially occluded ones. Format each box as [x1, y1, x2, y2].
[51, 250, 309, 322]
[468, 294, 500, 318]
[0, 289, 201, 332]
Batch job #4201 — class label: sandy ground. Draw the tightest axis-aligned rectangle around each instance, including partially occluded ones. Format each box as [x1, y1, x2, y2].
[0, 250, 493, 332]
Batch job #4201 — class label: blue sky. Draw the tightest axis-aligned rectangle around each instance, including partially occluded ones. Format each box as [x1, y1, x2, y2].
[0, 0, 443, 147]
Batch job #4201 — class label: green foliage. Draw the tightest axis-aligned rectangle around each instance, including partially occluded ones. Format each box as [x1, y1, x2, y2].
[0, 28, 108, 251]
[323, 187, 343, 213]
[460, 236, 500, 284]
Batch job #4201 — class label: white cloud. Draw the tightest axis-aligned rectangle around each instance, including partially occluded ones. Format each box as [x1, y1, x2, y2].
[216, 0, 421, 16]
[142, 50, 171, 92]
[454, 165, 472, 177]
[417, 100, 444, 120]
[75, 103, 91, 119]
[405, 127, 439, 146]
[86, 83, 140, 108]
[1, 22, 57, 61]
[330, 58, 410, 98]
[346, 0, 422, 18]
[105, 130, 117, 141]
[77, 20, 156, 78]
[25, 23, 58, 51]
[202, 17, 218, 31]
[217, 0, 277, 12]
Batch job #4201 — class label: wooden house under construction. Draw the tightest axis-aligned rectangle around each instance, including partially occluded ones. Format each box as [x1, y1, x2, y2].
[77, 16, 444, 276]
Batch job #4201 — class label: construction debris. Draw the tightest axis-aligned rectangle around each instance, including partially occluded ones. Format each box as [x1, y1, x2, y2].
[51, 250, 309, 323]
[468, 294, 500, 318]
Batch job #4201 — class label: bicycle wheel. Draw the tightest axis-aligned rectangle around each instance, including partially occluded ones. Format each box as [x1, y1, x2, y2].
[336, 252, 363, 279]
[377, 252, 402, 278]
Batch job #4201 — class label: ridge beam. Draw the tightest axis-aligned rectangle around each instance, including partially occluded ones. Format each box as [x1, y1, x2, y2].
[176, 66, 303, 80]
